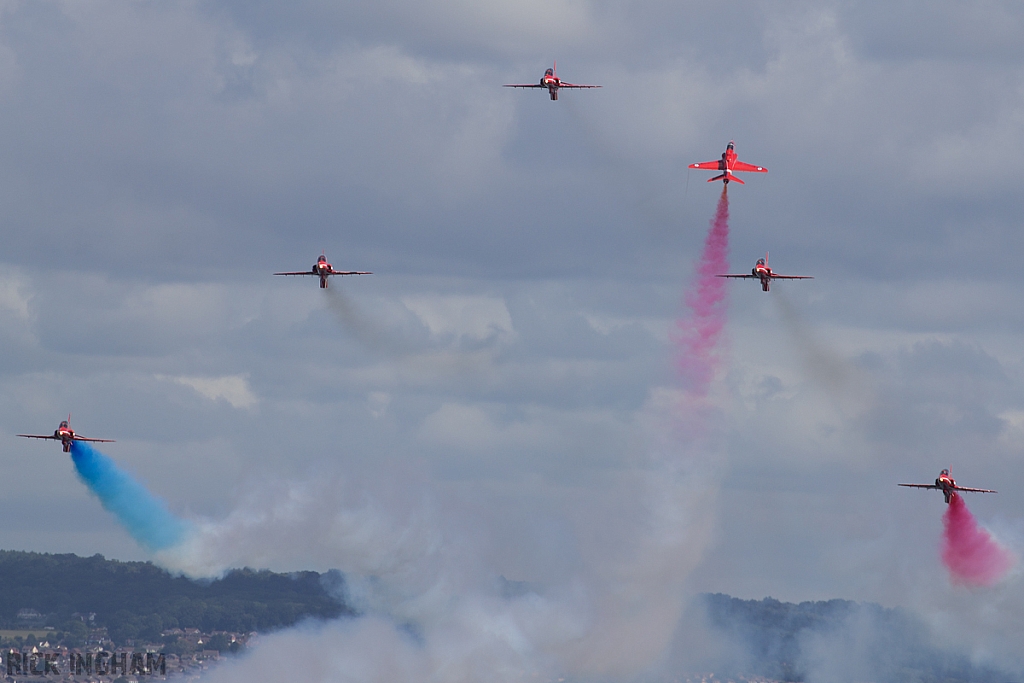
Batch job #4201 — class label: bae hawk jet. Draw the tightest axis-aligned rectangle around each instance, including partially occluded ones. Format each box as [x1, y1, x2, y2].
[717, 253, 813, 292]
[689, 141, 767, 184]
[504, 62, 601, 101]
[274, 252, 372, 289]
[18, 416, 115, 453]
[899, 469, 997, 504]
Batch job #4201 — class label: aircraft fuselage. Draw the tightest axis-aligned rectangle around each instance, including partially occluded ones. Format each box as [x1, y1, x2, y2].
[936, 475, 956, 504]
[541, 70, 560, 100]
[718, 144, 739, 182]
[314, 258, 333, 288]
[54, 423, 75, 452]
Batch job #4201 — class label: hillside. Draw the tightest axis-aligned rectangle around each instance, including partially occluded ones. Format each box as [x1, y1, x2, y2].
[701, 593, 1012, 683]
[0, 550, 350, 647]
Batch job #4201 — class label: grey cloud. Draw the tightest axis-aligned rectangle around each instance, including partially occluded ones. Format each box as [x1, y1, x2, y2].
[857, 340, 1015, 454]
[3, 1, 1022, 287]
[839, 0, 1024, 62]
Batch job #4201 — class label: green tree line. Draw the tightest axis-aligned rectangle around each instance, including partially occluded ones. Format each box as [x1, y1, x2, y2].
[0, 551, 351, 646]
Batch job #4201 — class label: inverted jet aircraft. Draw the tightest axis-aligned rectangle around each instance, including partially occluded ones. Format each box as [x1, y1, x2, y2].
[717, 254, 813, 292]
[274, 252, 371, 289]
[504, 62, 601, 101]
[689, 141, 767, 184]
[18, 416, 115, 453]
[899, 469, 997, 505]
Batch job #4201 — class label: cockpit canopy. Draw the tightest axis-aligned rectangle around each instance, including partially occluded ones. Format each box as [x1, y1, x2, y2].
[755, 258, 766, 265]
[544, 68, 554, 76]
[940, 469, 950, 476]
[317, 255, 327, 262]
[59, 421, 69, 428]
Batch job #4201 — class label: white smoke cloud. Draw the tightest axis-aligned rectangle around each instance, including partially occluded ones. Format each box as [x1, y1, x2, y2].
[153, 384, 719, 683]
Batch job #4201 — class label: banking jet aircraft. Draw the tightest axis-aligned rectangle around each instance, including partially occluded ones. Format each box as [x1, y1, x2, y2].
[18, 416, 115, 453]
[689, 141, 767, 184]
[274, 252, 371, 289]
[504, 62, 601, 101]
[717, 253, 813, 292]
[899, 469, 997, 505]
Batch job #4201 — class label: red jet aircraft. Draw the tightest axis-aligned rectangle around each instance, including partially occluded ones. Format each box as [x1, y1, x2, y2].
[899, 468, 997, 505]
[689, 141, 767, 184]
[717, 253, 813, 292]
[274, 252, 371, 289]
[18, 416, 115, 453]
[504, 62, 601, 101]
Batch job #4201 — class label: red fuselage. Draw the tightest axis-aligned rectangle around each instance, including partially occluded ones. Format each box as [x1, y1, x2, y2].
[314, 257, 332, 288]
[541, 69, 560, 100]
[55, 421, 75, 452]
[935, 474, 957, 503]
[752, 260, 773, 291]
[711, 143, 741, 182]
[720, 145, 738, 170]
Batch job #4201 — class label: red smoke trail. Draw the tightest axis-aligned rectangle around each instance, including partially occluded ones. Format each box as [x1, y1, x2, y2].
[676, 186, 730, 401]
[941, 493, 1014, 586]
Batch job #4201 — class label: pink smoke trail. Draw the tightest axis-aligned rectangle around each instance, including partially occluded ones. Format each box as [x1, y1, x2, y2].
[676, 186, 730, 400]
[941, 493, 1014, 586]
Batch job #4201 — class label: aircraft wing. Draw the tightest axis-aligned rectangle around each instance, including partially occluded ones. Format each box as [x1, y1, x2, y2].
[16, 434, 58, 440]
[559, 83, 601, 89]
[274, 271, 314, 276]
[769, 275, 814, 280]
[74, 436, 115, 443]
[898, 483, 940, 489]
[715, 274, 756, 279]
[503, 84, 544, 88]
[954, 486, 997, 494]
[689, 161, 725, 170]
[732, 161, 768, 173]
[329, 270, 372, 276]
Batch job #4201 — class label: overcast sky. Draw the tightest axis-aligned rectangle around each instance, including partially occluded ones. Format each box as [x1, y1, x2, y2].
[2, 0, 1024, 678]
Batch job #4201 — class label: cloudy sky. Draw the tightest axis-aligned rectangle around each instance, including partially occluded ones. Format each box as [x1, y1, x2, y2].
[2, 0, 1024, 678]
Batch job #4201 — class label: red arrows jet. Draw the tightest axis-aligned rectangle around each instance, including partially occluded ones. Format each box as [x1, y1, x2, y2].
[274, 252, 371, 289]
[504, 62, 601, 101]
[689, 141, 767, 184]
[18, 416, 115, 453]
[717, 253, 813, 292]
[899, 469, 997, 505]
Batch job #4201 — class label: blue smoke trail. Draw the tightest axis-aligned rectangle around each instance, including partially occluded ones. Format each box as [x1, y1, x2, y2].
[70, 442, 190, 551]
